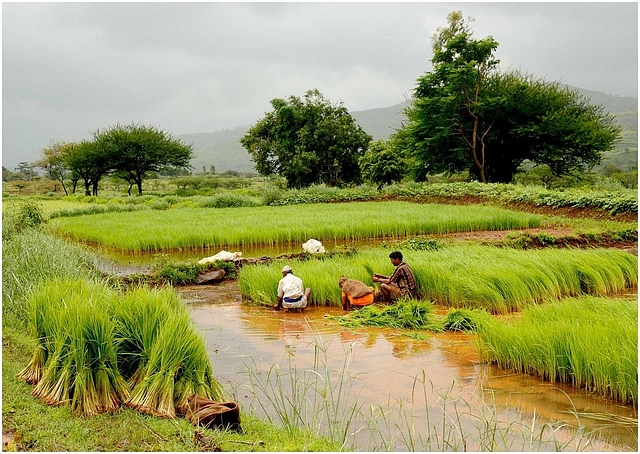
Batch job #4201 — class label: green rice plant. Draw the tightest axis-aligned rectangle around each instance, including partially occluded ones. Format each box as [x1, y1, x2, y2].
[49, 201, 542, 252]
[109, 286, 183, 387]
[442, 308, 491, 332]
[239, 246, 637, 313]
[67, 303, 130, 416]
[17, 277, 224, 418]
[126, 308, 223, 417]
[26, 279, 129, 415]
[17, 278, 110, 385]
[331, 299, 444, 331]
[476, 295, 638, 404]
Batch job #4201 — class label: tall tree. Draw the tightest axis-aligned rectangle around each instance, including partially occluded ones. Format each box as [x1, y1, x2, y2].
[241, 89, 372, 189]
[35, 141, 74, 195]
[401, 11, 620, 183]
[92, 123, 194, 195]
[406, 11, 499, 183]
[15, 162, 37, 181]
[64, 140, 111, 196]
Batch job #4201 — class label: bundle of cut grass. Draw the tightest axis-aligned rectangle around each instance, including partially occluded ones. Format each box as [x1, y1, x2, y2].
[67, 304, 130, 415]
[332, 299, 442, 330]
[126, 309, 223, 417]
[110, 286, 182, 388]
[17, 278, 109, 385]
[443, 309, 491, 333]
[26, 279, 128, 415]
[18, 278, 224, 418]
[476, 296, 638, 404]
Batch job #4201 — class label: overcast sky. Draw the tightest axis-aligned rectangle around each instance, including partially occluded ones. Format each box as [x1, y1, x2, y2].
[2, 2, 638, 171]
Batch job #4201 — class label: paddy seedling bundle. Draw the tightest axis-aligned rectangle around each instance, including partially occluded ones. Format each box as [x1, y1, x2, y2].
[49, 201, 541, 252]
[238, 246, 637, 313]
[476, 296, 638, 404]
[17, 279, 223, 417]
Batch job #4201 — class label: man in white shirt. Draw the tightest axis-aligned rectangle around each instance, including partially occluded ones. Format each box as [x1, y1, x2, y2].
[275, 265, 311, 311]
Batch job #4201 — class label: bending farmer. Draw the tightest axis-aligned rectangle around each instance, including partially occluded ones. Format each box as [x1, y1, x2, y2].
[275, 265, 311, 311]
[372, 251, 417, 303]
[338, 276, 375, 311]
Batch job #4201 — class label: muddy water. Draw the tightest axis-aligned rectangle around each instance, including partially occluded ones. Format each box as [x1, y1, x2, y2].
[182, 282, 638, 452]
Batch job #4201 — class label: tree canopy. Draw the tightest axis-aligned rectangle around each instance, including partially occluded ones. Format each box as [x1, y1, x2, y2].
[92, 123, 194, 195]
[400, 11, 621, 183]
[240, 89, 372, 189]
[40, 124, 193, 196]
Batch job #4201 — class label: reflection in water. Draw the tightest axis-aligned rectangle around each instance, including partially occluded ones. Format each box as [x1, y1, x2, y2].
[187, 285, 637, 451]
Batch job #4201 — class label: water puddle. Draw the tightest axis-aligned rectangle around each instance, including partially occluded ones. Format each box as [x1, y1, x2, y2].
[183, 282, 638, 451]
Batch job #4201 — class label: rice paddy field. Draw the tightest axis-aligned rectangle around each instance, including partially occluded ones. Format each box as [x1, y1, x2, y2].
[47, 201, 542, 251]
[238, 246, 637, 313]
[3, 191, 638, 451]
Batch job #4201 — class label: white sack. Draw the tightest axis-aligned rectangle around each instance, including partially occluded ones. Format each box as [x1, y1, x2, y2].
[198, 250, 242, 264]
[302, 239, 325, 254]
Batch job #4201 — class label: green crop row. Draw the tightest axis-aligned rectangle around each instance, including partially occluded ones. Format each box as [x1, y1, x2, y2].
[263, 182, 638, 215]
[49, 201, 541, 252]
[238, 246, 637, 313]
[476, 296, 638, 404]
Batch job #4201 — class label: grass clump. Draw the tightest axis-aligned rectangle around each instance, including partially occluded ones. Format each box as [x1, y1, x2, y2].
[442, 308, 491, 332]
[476, 295, 638, 404]
[331, 299, 443, 330]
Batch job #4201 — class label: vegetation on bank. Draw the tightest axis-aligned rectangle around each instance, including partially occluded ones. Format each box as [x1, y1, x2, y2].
[6, 180, 636, 216]
[238, 246, 637, 313]
[476, 296, 638, 405]
[48, 201, 542, 252]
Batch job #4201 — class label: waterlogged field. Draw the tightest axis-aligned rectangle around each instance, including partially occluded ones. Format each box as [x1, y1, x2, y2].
[238, 246, 638, 313]
[48, 201, 542, 251]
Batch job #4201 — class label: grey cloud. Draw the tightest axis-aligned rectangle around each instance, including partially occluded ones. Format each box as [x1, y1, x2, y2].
[2, 2, 637, 171]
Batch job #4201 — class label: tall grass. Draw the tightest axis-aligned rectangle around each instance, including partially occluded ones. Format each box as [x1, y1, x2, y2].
[49, 201, 542, 251]
[238, 246, 637, 313]
[476, 295, 638, 405]
[2, 222, 99, 326]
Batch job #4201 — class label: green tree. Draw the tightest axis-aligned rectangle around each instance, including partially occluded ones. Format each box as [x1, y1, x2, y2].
[2, 166, 13, 182]
[240, 89, 372, 189]
[359, 139, 408, 188]
[479, 71, 620, 181]
[92, 123, 194, 195]
[401, 11, 620, 183]
[64, 140, 111, 196]
[15, 162, 37, 181]
[35, 141, 74, 195]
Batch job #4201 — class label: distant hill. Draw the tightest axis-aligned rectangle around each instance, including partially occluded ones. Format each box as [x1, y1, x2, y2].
[180, 88, 637, 174]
